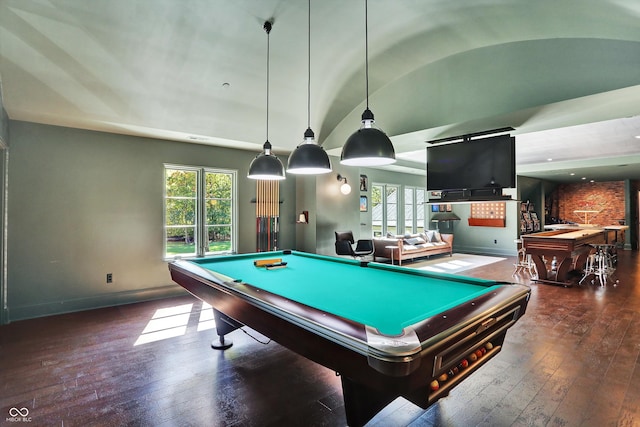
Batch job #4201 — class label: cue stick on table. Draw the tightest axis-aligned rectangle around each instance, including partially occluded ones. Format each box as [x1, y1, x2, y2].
[254, 258, 282, 267]
[265, 262, 287, 270]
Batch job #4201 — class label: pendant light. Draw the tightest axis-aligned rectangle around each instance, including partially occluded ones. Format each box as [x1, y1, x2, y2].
[287, 0, 332, 175]
[248, 21, 286, 180]
[340, 0, 395, 167]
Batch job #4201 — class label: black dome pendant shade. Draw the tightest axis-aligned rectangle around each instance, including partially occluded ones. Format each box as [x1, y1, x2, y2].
[287, 0, 332, 175]
[340, 0, 395, 167]
[248, 140, 286, 180]
[341, 108, 395, 166]
[287, 128, 332, 174]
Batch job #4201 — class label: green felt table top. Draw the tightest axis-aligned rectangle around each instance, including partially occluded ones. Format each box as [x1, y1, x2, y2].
[192, 251, 500, 336]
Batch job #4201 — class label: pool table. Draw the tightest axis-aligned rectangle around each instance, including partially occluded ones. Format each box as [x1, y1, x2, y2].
[169, 250, 530, 426]
[521, 228, 608, 285]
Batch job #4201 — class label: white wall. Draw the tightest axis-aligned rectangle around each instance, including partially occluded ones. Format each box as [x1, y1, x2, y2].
[0, 97, 7, 325]
[6, 121, 296, 321]
[313, 166, 426, 257]
[314, 164, 362, 256]
[444, 201, 519, 257]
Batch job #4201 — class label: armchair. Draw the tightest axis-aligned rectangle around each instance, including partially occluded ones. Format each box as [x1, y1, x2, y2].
[335, 231, 374, 258]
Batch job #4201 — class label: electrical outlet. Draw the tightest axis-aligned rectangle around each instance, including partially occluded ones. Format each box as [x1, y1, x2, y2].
[494, 239, 497, 244]
[106, 273, 113, 283]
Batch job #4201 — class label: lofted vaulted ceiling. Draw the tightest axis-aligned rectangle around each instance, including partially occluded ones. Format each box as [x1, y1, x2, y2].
[1, 0, 639, 183]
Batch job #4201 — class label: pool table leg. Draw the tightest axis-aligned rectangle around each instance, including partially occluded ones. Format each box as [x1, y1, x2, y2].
[530, 255, 548, 280]
[530, 254, 574, 286]
[555, 257, 574, 283]
[340, 376, 397, 427]
[211, 308, 243, 350]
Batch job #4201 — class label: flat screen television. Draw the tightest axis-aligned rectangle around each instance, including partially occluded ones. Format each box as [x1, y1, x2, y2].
[426, 134, 516, 194]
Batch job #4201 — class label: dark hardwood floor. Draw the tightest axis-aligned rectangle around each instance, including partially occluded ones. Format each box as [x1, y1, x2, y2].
[2, 250, 640, 426]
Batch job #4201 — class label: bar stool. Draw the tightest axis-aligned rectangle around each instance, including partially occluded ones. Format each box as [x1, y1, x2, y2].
[579, 247, 597, 285]
[580, 244, 617, 286]
[513, 239, 537, 278]
[599, 244, 617, 277]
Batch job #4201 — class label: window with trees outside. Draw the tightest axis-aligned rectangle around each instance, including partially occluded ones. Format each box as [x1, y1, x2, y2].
[373, 184, 425, 237]
[405, 187, 426, 233]
[164, 165, 237, 259]
[405, 187, 414, 234]
[371, 184, 399, 237]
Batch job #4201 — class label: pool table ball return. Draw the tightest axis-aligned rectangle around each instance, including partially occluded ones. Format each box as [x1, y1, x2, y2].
[169, 250, 530, 426]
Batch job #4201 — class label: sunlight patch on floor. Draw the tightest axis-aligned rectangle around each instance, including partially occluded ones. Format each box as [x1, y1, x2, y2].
[197, 302, 215, 331]
[421, 266, 446, 272]
[134, 302, 215, 346]
[437, 263, 461, 270]
[448, 260, 473, 266]
[416, 254, 506, 274]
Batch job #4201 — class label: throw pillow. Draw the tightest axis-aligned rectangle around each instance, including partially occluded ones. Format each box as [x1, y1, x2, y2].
[404, 236, 426, 245]
[424, 230, 435, 242]
[426, 230, 442, 242]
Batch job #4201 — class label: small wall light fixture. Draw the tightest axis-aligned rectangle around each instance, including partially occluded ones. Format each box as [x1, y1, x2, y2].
[337, 174, 352, 195]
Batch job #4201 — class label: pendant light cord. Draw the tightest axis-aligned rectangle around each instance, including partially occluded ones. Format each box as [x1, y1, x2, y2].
[365, 0, 369, 110]
[264, 21, 271, 143]
[307, 0, 311, 129]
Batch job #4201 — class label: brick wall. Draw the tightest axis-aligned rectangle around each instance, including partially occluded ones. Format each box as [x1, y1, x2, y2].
[556, 181, 625, 226]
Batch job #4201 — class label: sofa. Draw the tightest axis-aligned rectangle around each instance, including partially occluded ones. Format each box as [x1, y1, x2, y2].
[373, 230, 453, 265]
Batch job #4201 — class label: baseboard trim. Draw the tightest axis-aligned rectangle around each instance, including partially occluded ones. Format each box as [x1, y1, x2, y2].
[453, 245, 518, 258]
[6, 284, 188, 323]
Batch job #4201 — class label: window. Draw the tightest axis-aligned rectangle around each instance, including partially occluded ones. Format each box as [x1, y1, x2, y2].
[405, 188, 414, 233]
[164, 165, 237, 258]
[416, 188, 425, 230]
[386, 185, 398, 235]
[373, 184, 425, 236]
[405, 187, 426, 233]
[372, 185, 383, 236]
[371, 184, 399, 236]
